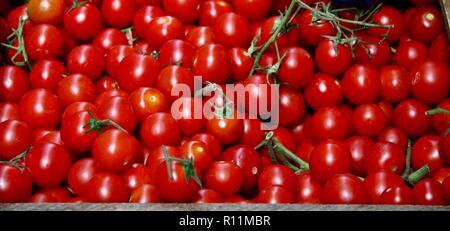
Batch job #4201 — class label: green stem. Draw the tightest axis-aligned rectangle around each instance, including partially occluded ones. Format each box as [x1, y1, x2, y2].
[406, 164, 430, 186]
[272, 138, 309, 171]
[84, 111, 127, 134]
[274, 149, 301, 172]
[161, 145, 174, 180]
[401, 140, 412, 179]
[426, 108, 450, 116]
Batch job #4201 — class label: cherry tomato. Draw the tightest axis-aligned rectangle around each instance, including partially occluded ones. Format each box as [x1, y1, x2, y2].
[105, 45, 137, 79]
[61, 101, 96, 125]
[228, 47, 253, 81]
[192, 188, 223, 203]
[116, 53, 161, 93]
[379, 185, 414, 205]
[256, 185, 295, 204]
[232, 0, 272, 21]
[0, 102, 19, 123]
[101, 0, 136, 28]
[315, 39, 352, 75]
[278, 47, 314, 89]
[311, 107, 349, 141]
[413, 179, 446, 205]
[181, 140, 214, 174]
[7, 5, 34, 35]
[356, 34, 392, 68]
[92, 28, 128, 52]
[95, 76, 119, 94]
[352, 103, 386, 137]
[431, 99, 450, 134]
[323, 174, 371, 204]
[296, 9, 336, 46]
[411, 135, 445, 177]
[0, 164, 32, 202]
[379, 65, 410, 103]
[430, 33, 450, 65]
[28, 0, 66, 25]
[365, 142, 406, 175]
[146, 16, 184, 49]
[129, 87, 169, 124]
[258, 164, 297, 193]
[408, 6, 444, 44]
[279, 87, 305, 127]
[186, 26, 216, 48]
[26, 142, 71, 188]
[432, 168, 450, 184]
[133, 5, 165, 39]
[67, 45, 105, 80]
[199, 0, 232, 27]
[156, 65, 194, 102]
[261, 16, 298, 52]
[192, 133, 222, 160]
[394, 40, 428, 69]
[97, 96, 137, 133]
[409, 60, 449, 104]
[122, 164, 153, 192]
[206, 112, 243, 145]
[310, 139, 353, 183]
[296, 171, 323, 204]
[0, 65, 30, 102]
[193, 44, 231, 84]
[63, 3, 103, 41]
[39, 186, 71, 202]
[342, 64, 380, 105]
[205, 161, 243, 197]
[159, 39, 196, 68]
[239, 118, 265, 147]
[57, 74, 96, 108]
[30, 59, 66, 92]
[162, 0, 200, 24]
[291, 114, 313, 142]
[141, 112, 181, 149]
[19, 88, 62, 129]
[85, 172, 130, 202]
[213, 12, 249, 48]
[393, 99, 431, 138]
[172, 97, 206, 136]
[25, 24, 63, 61]
[364, 171, 405, 204]
[67, 158, 101, 197]
[368, 6, 405, 42]
[376, 127, 408, 152]
[28, 193, 58, 203]
[0, 120, 32, 160]
[344, 136, 374, 177]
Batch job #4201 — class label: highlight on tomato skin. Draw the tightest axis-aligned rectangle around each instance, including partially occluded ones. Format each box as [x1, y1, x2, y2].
[0, 0, 449, 206]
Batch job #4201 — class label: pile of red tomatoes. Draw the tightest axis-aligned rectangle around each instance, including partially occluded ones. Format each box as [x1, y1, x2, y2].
[0, 0, 449, 205]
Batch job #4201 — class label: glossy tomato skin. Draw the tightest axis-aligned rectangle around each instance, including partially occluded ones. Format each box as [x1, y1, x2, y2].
[228, 47, 253, 81]
[57, 74, 97, 108]
[67, 158, 101, 197]
[129, 184, 161, 203]
[61, 102, 96, 125]
[315, 39, 352, 75]
[116, 53, 161, 93]
[310, 139, 353, 183]
[409, 60, 449, 104]
[344, 136, 374, 177]
[297, 9, 336, 47]
[323, 174, 371, 204]
[186, 26, 216, 48]
[379, 185, 414, 205]
[0, 102, 19, 123]
[19, 88, 62, 129]
[352, 103, 386, 137]
[394, 40, 428, 69]
[0, 164, 33, 202]
[239, 118, 265, 147]
[379, 65, 410, 103]
[377, 127, 408, 152]
[278, 47, 314, 89]
[431, 99, 450, 134]
[430, 33, 450, 65]
[172, 97, 206, 136]
[67, 45, 105, 80]
[0, 120, 32, 160]
[206, 113, 243, 145]
[133, 5, 165, 39]
[0, 66, 30, 102]
[28, 0, 66, 25]
[141, 112, 181, 149]
[155, 160, 201, 202]
[101, 0, 136, 28]
[129, 87, 169, 124]
[296, 171, 323, 204]
[311, 107, 349, 141]
[365, 142, 406, 175]
[159, 39, 196, 68]
[192, 133, 222, 160]
[180, 140, 214, 174]
[205, 161, 243, 197]
[92, 28, 128, 52]
[256, 186, 295, 204]
[199, 0, 232, 27]
[26, 142, 71, 188]
[193, 44, 231, 84]
[122, 164, 153, 192]
[30, 59, 66, 92]
[39, 186, 71, 202]
[162, 0, 200, 24]
[261, 16, 298, 53]
[213, 12, 249, 48]
[342, 64, 380, 105]
[145, 16, 184, 49]
[232, 0, 271, 21]
[28, 193, 58, 203]
[411, 135, 445, 177]
[408, 6, 444, 44]
[364, 171, 405, 204]
[63, 3, 103, 41]
[156, 65, 194, 102]
[105, 45, 137, 79]
[85, 172, 130, 202]
[279, 87, 305, 127]
[258, 164, 297, 193]
[368, 6, 405, 42]
[95, 77, 119, 94]
[413, 179, 446, 205]
[393, 99, 431, 138]
[25, 24, 63, 61]
[192, 188, 223, 203]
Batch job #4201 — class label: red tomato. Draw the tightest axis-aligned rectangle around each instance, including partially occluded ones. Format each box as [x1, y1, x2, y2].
[129, 184, 161, 203]
[192, 133, 222, 160]
[379, 185, 414, 205]
[394, 40, 428, 69]
[344, 136, 374, 177]
[133, 5, 165, 39]
[57, 74, 96, 107]
[261, 16, 299, 52]
[393, 99, 431, 138]
[205, 161, 243, 197]
[0, 66, 30, 102]
[376, 127, 408, 152]
[185, 26, 216, 48]
[352, 103, 386, 137]
[122, 164, 153, 192]
[413, 179, 446, 205]
[129, 87, 169, 124]
[61, 102, 96, 125]
[97, 96, 137, 133]
[279, 87, 305, 127]
[323, 174, 371, 204]
[25, 24, 63, 61]
[30, 59, 66, 92]
[310, 139, 353, 183]
[0, 164, 33, 202]
[116, 53, 161, 93]
[7, 5, 34, 35]
[256, 185, 295, 204]
[193, 44, 231, 84]
[141, 112, 181, 149]
[291, 114, 313, 142]
[67, 158, 101, 197]
[295, 139, 315, 164]
[213, 12, 249, 48]
[296, 9, 336, 46]
[258, 165, 297, 193]
[145, 16, 184, 49]
[408, 6, 444, 44]
[0, 102, 19, 123]
[28, 0, 66, 25]
[92, 28, 128, 52]
[26, 142, 71, 188]
[206, 112, 243, 145]
[365, 142, 406, 175]
[315, 39, 352, 75]
[228, 47, 253, 81]
[311, 107, 349, 141]
[159, 39, 196, 68]
[172, 97, 206, 136]
[278, 47, 314, 89]
[156, 65, 194, 102]
[162, 0, 200, 24]
[85, 172, 130, 202]
[95, 76, 119, 94]
[364, 171, 405, 204]
[39, 186, 71, 202]
[431, 99, 450, 134]
[101, 0, 136, 28]
[105, 45, 137, 79]
[296, 171, 323, 204]
[181, 140, 214, 174]
[232, 0, 271, 21]
[342, 64, 380, 105]
[379, 65, 410, 103]
[193, 188, 223, 203]
[0, 120, 32, 160]
[411, 135, 445, 177]
[199, 0, 232, 27]
[28, 193, 58, 203]
[19, 88, 62, 129]
[63, 3, 103, 41]
[67, 45, 105, 80]
[239, 118, 265, 147]
[409, 60, 449, 104]
[430, 33, 450, 65]
[368, 6, 405, 42]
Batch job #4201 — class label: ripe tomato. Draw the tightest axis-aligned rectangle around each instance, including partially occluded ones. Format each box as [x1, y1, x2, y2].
[206, 112, 243, 145]
[146, 16, 184, 49]
[129, 87, 169, 124]
[85, 172, 130, 202]
[0, 120, 32, 160]
[344, 136, 374, 177]
[92, 28, 128, 52]
[116, 53, 161, 93]
[394, 40, 428, 69]
[239, 118, 265, 147]
[159, 39, 196, 68]
[376, 127, 408, 152]
[122, 164, 153, 192]
[97, 96, 137, 133]
[193, 188, 223, 203]
[205, 161, 243, 197]
[39, 186, 71, 202]
[352, 103, 386, 137]
[411, 135, 445, 177]
[342, 64, 380, 105]
[278, 47, 314, 89]
[261, 16, 298, 53]
[60, 111, 98, 153]
[133, 5, 165, 39]
[63, 3, 103, 41]
[279, 87, 305, 127]
[162, 0, 200, 24]
[311, 107, 349, 141]
[315, 39, 352, 75]
[25, 24, 63, 61]
[193, 44, 231, 84]
[379, 185, 414, 205]
[186, 26, 216, 48]
[155, 160, 201, 202]
[141, 112, 181, 149]
[365, 142, 406, 175]
[296, 171, 323, 204]
[323, 174, 371, 204]
[7, 5, 34, 35]
[304, 73, 343, 110]
[61, 101, 96, 125]
[57, 74, 96, 107]
[258, 165, 297, 193]
[256, 185, 295, 204]
[101, 0, 136, 28]
[0, 65, 30, 102]
[28, 193, 58, 203]
[364, 171, 405, 204]
[379, 65, 410, 103]
[156, 65, 194, 102]
[232, 0, 271, 21]
[26, 142, 71, 188]
[95, 76, 119, 94]
[67, 158, 101, 197]
[0, 102, 19, 123]
[221, 145, 262, 192]
[30, 59, 66, 92]
[213, 12, 249, 48]
[181, 140, 214, 174]
[296, 9, 336, 46]
[430, 33, 450, 65]
[105, 45, 137, 79]
[67, 45, 105, 80]
[129, 184, 161, 203]
[199, 1, 232, 27]
[310, 139, 353, 183]
[19, 88, 62, 129]
[413, 179, 446, 205]
[228, 47, 253, 81]
[192, 133, 222, 160]
[431, 99, 450, 134]
[28, 0, 66, 25]
[393, 99, 431, 138]
[368, 6, 405, 42]
[409, 60, 449, 104]
[408, 6, 444, 44]
[0, 164, 32, 202]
